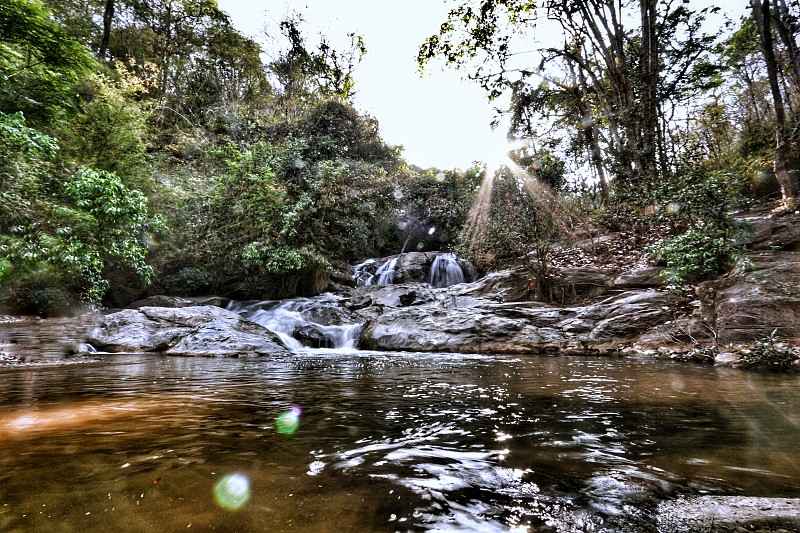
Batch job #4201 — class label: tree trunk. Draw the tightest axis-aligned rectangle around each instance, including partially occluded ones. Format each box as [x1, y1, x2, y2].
[99, 0, 114, 59]
[774, 0, 800, 94]
[639, 0, 659, 193]
[753, 0, 799, 206]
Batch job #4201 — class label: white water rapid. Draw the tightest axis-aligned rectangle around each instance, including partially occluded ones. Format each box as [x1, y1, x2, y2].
[228, 294, 363, 352]
[352, 256, 399, 286]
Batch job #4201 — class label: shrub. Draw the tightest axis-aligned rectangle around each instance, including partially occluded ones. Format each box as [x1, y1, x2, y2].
[650, 229, 738, 284]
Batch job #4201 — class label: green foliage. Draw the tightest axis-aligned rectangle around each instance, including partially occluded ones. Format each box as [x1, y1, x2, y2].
[0, 0, 94, 123]
[398, 167, 480, 252]
[649, 164, 745, 284]
[650, 229, 736, 284]
[269, 16, 366, 115]
[0, 111, 155, 313]
[58, 72, 150, 186]
[0, 111, 58, 196]
[458, 166, 562, 272]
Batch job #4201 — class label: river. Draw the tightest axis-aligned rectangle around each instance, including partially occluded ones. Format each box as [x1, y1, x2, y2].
[0, 351, 799, 532]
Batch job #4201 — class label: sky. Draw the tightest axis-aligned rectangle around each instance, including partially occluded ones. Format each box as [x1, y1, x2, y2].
[216, 0, 510, 170]
[215, 1, 747, 171]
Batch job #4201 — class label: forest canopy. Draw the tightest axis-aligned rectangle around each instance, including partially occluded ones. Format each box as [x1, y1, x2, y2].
[0, 0, 797, 315]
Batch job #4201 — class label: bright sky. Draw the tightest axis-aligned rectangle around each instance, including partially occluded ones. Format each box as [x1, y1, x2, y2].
[216, 1, 747, 171]
[216, 0, 508, 170]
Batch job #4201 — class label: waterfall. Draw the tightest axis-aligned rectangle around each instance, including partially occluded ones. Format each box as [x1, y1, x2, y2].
[352, 259, 377, 286]
[228, 294, 363, 351]
[352, 256, 399, 286]
[429, 253, 465, 288]
[375, 256, 399, 285]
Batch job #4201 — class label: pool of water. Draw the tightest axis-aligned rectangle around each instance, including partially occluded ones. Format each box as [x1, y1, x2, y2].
[0, 351, 799, 532]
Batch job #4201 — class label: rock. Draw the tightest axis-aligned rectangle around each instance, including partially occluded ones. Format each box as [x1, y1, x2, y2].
[714, 352, 740, 365]
[0, 314, 98, 359]
[457, 267, 530, 302]
[392, 251, 440, 283]
[735, 212, 800, 251]
[90, 305, 288, 356]
[293, 325, 334, 349]
[612, 266, 667, 288]
[347, 283, 436, 311]
[360, 289, 683, 354]
[126, 295, 229, 309]
[551, 267, 612, 302]
[700, 251, 800, 344]
[657, 496, 800, 531]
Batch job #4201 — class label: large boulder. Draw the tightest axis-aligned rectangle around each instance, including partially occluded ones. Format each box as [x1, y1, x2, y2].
[699, 251, 800, 344]
[360, 289, 682, 354]
[90, 305, 289, 356]
[734, 212, 800, 251]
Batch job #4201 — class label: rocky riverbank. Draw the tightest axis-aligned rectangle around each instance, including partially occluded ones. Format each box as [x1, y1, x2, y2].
[2, 213, 798, 367]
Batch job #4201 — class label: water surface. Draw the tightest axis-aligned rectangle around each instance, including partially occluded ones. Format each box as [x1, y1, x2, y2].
[0, 352, 799, 532]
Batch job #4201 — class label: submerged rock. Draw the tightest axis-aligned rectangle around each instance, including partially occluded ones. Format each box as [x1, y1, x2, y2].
[90, 305, 288, 356]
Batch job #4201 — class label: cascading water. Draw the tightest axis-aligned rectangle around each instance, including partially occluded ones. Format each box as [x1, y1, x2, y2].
[352, 256, 400, 286]
[429, 252, 465, 288]
[352, 259, 377, 286]
[228, 294, 363, 351]
[375, 256, 399, 284]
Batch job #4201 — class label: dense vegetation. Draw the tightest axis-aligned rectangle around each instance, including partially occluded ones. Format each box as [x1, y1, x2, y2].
[0, 0, 797, 315]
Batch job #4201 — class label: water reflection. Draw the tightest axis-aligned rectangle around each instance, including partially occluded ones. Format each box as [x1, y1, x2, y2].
[0, 352, 798, 531]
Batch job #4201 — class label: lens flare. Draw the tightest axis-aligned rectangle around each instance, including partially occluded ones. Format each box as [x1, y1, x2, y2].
[276, 406, 301, 435]
[213, 473, 250, 510]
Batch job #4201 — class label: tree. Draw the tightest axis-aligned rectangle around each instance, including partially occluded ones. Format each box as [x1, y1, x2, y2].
[268, 15, 366, 120]
[0, 0, 94, 124]
[752, 0, 799, 207]
[418, 0, 724, 206]
[0, 111, 154, 313]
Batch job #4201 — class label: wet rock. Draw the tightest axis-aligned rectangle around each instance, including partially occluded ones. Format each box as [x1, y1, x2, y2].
[715, 352, 740, 365]
[90, 305, 288, 356]
[293, 325, 334, 349]
[347, 283, 436, 312]
[392, 251, 440, 283]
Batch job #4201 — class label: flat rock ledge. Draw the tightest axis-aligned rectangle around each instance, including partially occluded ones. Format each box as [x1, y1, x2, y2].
[353, 283, 706, 356]
[657, 496, 800, 532]
[89, 305, 289, 357]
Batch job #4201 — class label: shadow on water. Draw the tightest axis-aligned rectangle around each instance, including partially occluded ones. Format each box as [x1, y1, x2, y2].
[0, 352, 799, 531]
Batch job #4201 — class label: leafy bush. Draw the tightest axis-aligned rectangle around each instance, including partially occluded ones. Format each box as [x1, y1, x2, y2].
[650, 229, 737, 284]
[649, 163, 747, 284]
[0, 115, 156, 312]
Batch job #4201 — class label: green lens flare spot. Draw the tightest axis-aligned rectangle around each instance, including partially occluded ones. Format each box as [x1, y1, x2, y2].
[213, 473, 251, 510]
[275, 406, 301, 435]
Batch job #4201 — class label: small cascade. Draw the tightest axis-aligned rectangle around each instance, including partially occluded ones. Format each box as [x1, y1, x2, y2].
[352, 259, 377, 286]
[352, 256, 400, 286]
[429, 253, 465, 288]
[228, 294, 363, 351]
[375, 256, 399, 285]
